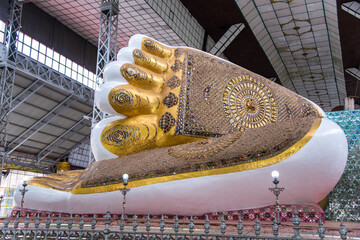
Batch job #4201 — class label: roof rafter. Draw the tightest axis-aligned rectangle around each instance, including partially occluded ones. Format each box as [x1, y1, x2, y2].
[7, 95, 76, 154]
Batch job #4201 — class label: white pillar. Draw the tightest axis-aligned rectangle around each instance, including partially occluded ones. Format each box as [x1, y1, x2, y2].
[345, 97, 355, 110]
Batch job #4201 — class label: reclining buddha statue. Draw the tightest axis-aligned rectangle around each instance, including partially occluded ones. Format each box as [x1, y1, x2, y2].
[14, 35, 348, 215]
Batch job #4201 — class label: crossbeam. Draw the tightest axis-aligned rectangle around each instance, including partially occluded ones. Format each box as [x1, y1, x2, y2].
[16, 53, 94, 104]
[341, 1, 360, 19]
[1, 151, 56, 173]
[37, 112, 91, 165]
[209, 23, 244, 56]
[7, 95, 76, 154]
[345, 68, 360, 81]
[6, 79, 45, 116]
[4, 157, 52, 174]
[58, 135, 92, 167]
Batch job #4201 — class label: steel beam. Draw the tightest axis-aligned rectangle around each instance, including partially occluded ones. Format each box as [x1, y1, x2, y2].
[59, 134, 90, 160]
[341, 1, 360, 19]
[7, 95, 76, 154]
[5, 152, 53, 173]
[4, 159, 51, 173]
[36, 112, 91, 165]
[92, 0, 119, 124]
[16, 53, 94, 103]
[345, 68, 360, 81]
[88, 0, 119, 165]
[59, 135, 93, 167]
[70, 137, 93, 167]
[7, 108, 83, 144]
[0, 0, 23, 151]
[0, 68, 16, 149]
[209, 23, 245, 56]
[6, 79, 45, 116]
[1, 0, 23, 185]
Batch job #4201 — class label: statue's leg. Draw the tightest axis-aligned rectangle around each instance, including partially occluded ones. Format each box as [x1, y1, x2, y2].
[13, 35, 347, 215]
[16, 116, 347, 215]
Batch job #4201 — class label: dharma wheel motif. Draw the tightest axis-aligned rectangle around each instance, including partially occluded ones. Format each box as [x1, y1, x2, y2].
[223, 75, 277, 130]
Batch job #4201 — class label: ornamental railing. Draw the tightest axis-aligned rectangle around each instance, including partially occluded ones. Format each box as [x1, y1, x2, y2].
[0, 208, 350, 240]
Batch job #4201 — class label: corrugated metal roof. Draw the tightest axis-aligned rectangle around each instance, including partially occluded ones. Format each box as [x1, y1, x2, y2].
[4, 70, 92, 170]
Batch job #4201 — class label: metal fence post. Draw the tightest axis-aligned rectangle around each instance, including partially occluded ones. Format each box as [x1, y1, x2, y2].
[79, 215, 85, 230]
[34, 213, 40, 228]
[91, 214, 97, 240]
[103, 210, 111, 240]
[145, 215, 151, 240]
[132, 214, 138, 240]
[23, 213, 30, 238]
[14, 212, 19, 229]
[272, 215, 279, 237]
[119, 213, 124, 240]
[160, 215, 165, 240]
[34, 213, 40, 239]
[56, 213, 62, 239]
[189, 216, 195, 240]
[339, 220, 347, 240]
[292, 206, 301, 239]
[2, 215, 9, 240]
[237, 214, 243, 237]
[68, 214, 73, 229]
[204, 215, 210, 240]
[220, 215, 226, 240]
[174, 215, 180, 240]
[45, 213, 51, 240]
[254, 216, 260, 237]
[13, 212, 20, 239]
[317, 217, 325, 239]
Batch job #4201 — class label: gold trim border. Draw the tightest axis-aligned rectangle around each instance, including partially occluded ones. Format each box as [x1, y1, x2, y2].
[72, 118, 321, 194]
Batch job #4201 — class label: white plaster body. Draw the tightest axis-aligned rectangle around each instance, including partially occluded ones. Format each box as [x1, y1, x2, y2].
[14, 117, 348, 215]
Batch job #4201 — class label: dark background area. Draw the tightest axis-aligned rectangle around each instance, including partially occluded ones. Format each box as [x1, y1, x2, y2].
[1, 1, 97, 73]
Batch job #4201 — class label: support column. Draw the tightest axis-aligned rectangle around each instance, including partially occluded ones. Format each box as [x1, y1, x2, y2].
[90, 0, 119, 164]
[0, 0, 23, 181]
[345, 97, 355, 110]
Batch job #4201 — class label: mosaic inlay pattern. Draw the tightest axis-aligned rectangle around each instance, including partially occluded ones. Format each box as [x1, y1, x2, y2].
[171, 60, 182, 72]
[174, 49, 318, 138]
[167, 75, 181, 89]
[159, 112, 175, 133]
[163, 93, 178, 108]
[325, 110, 360, 222]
